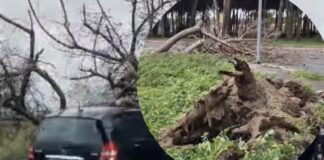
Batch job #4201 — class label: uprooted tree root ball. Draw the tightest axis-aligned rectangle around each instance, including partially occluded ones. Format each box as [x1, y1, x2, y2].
[160, 58, 318, 150]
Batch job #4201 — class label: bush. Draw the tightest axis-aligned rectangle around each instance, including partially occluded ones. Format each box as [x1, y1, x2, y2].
[0, 122, 35, 160]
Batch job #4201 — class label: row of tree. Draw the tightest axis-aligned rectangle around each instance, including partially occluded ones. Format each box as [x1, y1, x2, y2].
[151, 0, 319, 39]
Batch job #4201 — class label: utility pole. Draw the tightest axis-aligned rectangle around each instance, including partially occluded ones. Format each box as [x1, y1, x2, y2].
[256, 0, 263, 64]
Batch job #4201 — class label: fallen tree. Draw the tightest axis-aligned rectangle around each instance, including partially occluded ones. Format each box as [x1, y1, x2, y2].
[156, 21, 275, 59]
[156, 21, 203, 53]
[160, 58, 318, 148]
[184, 39, 205, 53]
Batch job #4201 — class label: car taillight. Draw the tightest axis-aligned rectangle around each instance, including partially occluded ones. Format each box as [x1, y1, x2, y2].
[28, 146, 35, 160]
[100, 142, 119, 160]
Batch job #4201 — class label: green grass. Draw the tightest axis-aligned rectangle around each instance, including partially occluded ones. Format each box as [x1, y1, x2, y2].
[138, 53, 233, 136]
[166, 135, 237, 160]
[138, 53, 302, 159]
[291, 70, 324, 81]
[314, 102, 324, 121]
[268, 38, 324, 48]
[243, 130, 298, 160]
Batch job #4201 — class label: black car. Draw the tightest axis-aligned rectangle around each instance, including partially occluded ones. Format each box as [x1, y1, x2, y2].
[28, 106, 173, 160]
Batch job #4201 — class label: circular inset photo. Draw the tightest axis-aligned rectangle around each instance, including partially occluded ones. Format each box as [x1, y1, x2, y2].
[139, 0, 324, 159]
[1, 0, 324, 160]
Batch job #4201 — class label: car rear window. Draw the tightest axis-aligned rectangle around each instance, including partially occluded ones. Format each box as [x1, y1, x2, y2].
[36, 117, 103, 146]
[112, 112, 153, 142]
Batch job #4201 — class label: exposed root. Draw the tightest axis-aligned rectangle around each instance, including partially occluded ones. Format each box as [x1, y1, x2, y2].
[160, 58, 316, 149]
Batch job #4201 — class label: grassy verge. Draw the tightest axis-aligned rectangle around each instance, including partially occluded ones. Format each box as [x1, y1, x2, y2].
[267, 38, 324, 48]
[291, 70, 324, 81]
[138, 53, 304, 159]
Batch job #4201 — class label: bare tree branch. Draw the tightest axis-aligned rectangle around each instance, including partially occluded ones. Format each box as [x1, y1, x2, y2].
[25, 0, 173, 108]
[33, 66, 66, 110]
[0, 13, 31, 34]
[0, 9, 67, 123]
[95, 0, 129, 55]
[60, 0, 79, 46]
[0, 59, 17, 97]
[28, 0, 123, 62]
[82, 4, 126, 59]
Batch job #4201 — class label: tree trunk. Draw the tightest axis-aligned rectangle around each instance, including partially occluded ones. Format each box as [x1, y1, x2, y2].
[171, 11, 175, 35]
[285, 1, 294, 39]
[274, 11, 278, 29]
[190, 0, 199, 27]
[293, 7, 298, 36]
[244, 11, 248, 31]
[223, 0, 232, 35]
[213, 0, 220, 36]
[312, 23, 316, 34]
[186, 12, 190, 28]
[236, 9, 239, 35]
[295, 9, 302, 39]
[232, 9, 237, 35]
[4, 102, 40, 125]
[276, 0, 284, 31]
[165, 15, 170, 37]
[158, 15, 166, 37]
[152, 22, 159, 36]
[146, 0, 153, 36]
[178, 13, 182, 33]
[302, 15, 309, 37]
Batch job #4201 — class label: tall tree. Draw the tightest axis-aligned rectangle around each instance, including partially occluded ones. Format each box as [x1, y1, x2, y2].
[189, 0, 199, 27]
[276, 0, 285, 31]
[159, 14, 167, 37]
[223, 0, 232, 35]
[0, 12, 66, 125]
[302, 15, 310, 37]
[295, 9, 302, 39]
[285, 1, 294, 39]
[213, 0, 220, 36]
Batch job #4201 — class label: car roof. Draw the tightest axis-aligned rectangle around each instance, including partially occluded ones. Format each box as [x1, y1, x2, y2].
[45, 106, 141, 120]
